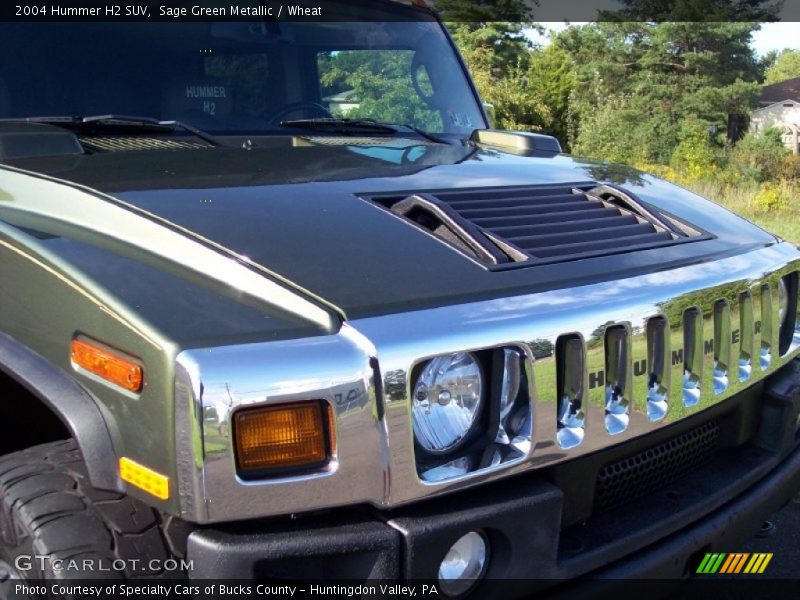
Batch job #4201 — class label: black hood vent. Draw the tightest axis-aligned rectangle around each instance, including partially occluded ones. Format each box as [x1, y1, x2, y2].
[364, 182, 710, 269]
[80, 136, 212, 152]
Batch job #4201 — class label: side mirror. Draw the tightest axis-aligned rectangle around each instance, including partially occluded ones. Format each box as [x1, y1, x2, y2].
[470, 129, 562, 156]
[482, 102, 497, 129]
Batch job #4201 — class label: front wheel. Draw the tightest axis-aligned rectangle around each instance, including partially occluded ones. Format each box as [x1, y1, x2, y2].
[0, 440, 186, 588]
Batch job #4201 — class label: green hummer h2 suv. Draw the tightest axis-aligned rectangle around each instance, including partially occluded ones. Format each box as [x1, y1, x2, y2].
[0, 2, 799, 596]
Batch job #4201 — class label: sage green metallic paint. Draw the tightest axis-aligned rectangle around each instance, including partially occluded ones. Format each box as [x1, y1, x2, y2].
[0, 166, 339, 515]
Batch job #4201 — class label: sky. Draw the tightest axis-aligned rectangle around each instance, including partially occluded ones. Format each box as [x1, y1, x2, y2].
[528, 22, 800, 57]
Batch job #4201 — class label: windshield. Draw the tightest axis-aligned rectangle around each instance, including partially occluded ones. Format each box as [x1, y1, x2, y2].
[0, 20, 486, 136]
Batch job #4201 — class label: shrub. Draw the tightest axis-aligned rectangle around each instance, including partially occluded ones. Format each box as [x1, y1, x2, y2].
[779, 154, 800, 182]
[752, 182, 790, 212]
[669, 120, 722, 180]
[727, 127, 789, 183]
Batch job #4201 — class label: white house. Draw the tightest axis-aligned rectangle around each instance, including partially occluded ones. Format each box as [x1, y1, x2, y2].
[750, 77, 800, 155]
[322, 89, 359, 116]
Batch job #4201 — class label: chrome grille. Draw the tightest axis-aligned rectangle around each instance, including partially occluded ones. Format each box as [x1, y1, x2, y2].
[350, 244, 800, 506]
[594, 420, 720, 514]
[548, 277, 789, 451]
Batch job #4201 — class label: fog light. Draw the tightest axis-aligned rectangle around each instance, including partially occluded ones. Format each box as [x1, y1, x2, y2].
[412, 352, 484, 454]
[438, 531, 488, 597]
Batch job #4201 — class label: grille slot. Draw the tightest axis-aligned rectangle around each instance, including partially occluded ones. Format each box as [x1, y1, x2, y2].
[364, 182, 710, 268]
[594, 419, 720, 514]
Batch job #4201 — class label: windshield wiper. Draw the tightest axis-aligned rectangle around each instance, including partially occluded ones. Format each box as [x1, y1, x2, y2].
[278, 118, 447, 144]
[2, 114, 219, 146]
[82, 115, 219, 145]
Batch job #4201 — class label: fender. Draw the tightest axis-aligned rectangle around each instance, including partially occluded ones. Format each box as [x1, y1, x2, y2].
[0, 331, 121, 491]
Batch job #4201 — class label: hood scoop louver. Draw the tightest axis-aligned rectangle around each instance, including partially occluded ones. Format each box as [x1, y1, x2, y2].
[364, 182, 710, 269]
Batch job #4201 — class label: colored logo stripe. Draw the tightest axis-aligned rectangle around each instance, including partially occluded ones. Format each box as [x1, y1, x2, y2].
[744, 553, 773, 574]
[720, 553, 749, 574]
[697, 553, 726, 574]
[696, 553, 773, 575]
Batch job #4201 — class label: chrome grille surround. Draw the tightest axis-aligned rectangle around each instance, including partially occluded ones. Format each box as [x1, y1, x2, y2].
[351, 242, 800, 506]
[175, 243, 800, 523]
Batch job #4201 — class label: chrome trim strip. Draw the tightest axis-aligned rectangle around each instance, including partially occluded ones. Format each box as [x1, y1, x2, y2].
[760, 284, 774, 370]
[737, 292, 753, 383]
[604, 325, 632, 435]
[645, 316, 669, 421]
[557, 335, 587, 449]
[713, 300, 731, 395]
[351, 243, 800, 507]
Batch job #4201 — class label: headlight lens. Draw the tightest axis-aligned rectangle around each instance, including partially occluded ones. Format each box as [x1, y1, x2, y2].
[412, 352, 484, 454]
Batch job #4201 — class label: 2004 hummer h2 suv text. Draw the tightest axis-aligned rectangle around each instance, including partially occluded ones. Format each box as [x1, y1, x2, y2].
[0, 2, 799, 596]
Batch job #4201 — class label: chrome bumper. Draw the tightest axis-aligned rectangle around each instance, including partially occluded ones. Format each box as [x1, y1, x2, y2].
[175, 242, 800, 523]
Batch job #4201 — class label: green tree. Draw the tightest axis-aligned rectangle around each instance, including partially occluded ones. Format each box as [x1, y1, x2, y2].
[439, 1, 554, 131]
[561, 22, 762, 163]
[764, 49, 800, 84]
[446, 21, 533, 76]
[601, 0, 780, 22]
[528, 42, 576, 145]
[437, 0, 535, 74]
[466, 51, 552, 131]
[318, 50, 442, 130]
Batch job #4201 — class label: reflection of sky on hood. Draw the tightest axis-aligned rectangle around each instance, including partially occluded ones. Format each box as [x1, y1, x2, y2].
[356, 244, 792, 349]
[463, 252, 776, 340]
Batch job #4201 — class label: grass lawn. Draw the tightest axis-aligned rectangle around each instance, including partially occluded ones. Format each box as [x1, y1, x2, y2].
[680, 179, 800, 244]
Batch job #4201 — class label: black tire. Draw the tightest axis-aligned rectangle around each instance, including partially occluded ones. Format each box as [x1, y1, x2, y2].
[0, 440, 186, 586]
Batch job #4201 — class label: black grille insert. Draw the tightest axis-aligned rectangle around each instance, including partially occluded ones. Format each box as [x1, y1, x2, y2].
[594, 419, 720, 514]
[364, 183, 710, 268]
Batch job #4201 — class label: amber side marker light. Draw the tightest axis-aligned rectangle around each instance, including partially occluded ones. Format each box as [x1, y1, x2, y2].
[233, 401, 333, 476]
[70, 338, 143, 393]
[119, 457, 170, 501]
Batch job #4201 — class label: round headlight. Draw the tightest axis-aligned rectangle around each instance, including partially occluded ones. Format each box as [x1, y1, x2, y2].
[412, 352, 483, 454]
[778, 277, 789, 327]
[438, 531, 489, 597]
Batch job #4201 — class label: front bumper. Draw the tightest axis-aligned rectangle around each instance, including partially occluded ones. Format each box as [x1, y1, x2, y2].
[186, 361, 800, 596]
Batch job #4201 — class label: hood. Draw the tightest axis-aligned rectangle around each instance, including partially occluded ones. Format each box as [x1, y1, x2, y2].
[4, 141, 776, 319]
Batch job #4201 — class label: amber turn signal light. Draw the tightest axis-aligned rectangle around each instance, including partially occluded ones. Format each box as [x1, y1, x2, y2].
[234, 401, 332, 475]
[71, 338, 143, 393]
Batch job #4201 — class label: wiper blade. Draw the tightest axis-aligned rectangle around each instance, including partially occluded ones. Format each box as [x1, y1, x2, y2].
[278, 119, 449, 144]
[280, 117, 448, 144]
[81, 114, 219, 145]
[389, 121, 449, 145]
[278, 118, 398, 134]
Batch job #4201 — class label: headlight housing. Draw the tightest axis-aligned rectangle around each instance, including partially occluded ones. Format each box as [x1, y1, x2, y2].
[411, 347, 533, 483]
[412, 352, 484, 454]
